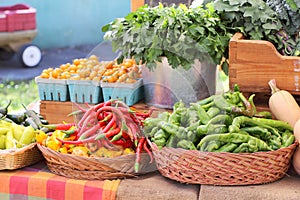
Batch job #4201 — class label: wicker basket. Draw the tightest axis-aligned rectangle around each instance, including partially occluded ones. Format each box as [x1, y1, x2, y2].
[152, 141, 298, 185]
[37, 144, 157, 180]
[0, 143, 44, 170]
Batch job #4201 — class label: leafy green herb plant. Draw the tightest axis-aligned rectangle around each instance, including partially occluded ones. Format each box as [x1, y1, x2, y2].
[212, 0, 300, 56]
[102, 3, 232, 71]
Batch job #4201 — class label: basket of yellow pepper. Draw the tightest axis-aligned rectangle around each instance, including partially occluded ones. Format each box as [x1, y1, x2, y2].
[0, 119, 44, 170]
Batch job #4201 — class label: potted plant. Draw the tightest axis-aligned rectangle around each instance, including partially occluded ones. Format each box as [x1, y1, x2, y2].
[102, 3, 233, 108]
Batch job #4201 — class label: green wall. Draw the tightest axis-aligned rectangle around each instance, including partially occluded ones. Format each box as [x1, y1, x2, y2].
[0, 0, 130, 49]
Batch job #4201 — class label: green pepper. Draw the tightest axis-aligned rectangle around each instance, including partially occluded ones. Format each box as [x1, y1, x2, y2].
[157, 112, 170, 122]
[248, 94, 257, 115]
[152, 138, 167, 148]
[214, 95, 253, 117]
[267, 135, 282, 150]
[201, 101, 214, 111]
[207, 114, 232, 126]
[206, 106, 221, 118]
[177, 139, 197, 150]
[233, 143, 251, 153]
[158, 121, 187, 139]
[241, 126, 271, 141]
[153, 129, 168, 140]
[196, 95, 216, 106]
[166, 135, 177, 148]
[143, 118, 163, 134]
[202, 140, 222, 152]
[238, 92, 255, 117]
[254, 111, 273, 119]
[224, 91, 240, 105]
[196, 124, 228, 136]
[187, 130, 200, 144]
[190, 103, 210, 124]
[168, 112, 181, 126]
[281, 130, 295, 147]
[146, 126, 159, 137]
[251, 117, 293, 132]
[197, 133, 272, 151]
[214, 143, 238, 152]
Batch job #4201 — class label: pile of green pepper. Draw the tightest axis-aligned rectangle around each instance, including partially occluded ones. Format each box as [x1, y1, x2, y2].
[144, 85, 295, 153]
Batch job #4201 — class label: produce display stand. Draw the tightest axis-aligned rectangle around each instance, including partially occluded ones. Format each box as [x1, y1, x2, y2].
[0, 4, 42, 67]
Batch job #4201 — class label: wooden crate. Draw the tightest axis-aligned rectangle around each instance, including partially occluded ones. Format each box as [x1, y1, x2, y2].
[40, 100, 167, 124]
[40, 101, 80, 124]
[229, 32, 300, 95]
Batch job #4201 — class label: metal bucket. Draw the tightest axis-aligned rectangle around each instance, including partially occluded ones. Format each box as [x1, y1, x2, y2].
[142, 57, 216, 109]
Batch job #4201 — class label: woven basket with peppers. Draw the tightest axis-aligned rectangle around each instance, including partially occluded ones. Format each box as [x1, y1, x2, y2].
[36, 99, 157, 180]
[144, 85, 298, 185]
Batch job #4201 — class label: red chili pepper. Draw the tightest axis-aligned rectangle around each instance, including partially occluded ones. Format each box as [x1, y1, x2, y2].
[78, 123, 101, 140]
[104, 127, 121, 139]
[134, 137, 145, 173]
[101, 138, 115, 149]
[93, 102, 105, 111]
[101, 114, 117, 133]
[143, 140, 153, 163]
[56, 137, 83, 145]
[122, 131, 130, 140]
[99, 112, 113, 123]
[112, 138, 133, 148]
[42, 123, 76, 131]
[98, 121, 107, 127]
[104, 100, 112, 107]
[77, 107, 96, 129]
[110, 130, 123, 142]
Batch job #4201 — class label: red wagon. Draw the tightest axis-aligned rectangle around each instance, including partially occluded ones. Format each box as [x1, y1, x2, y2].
[0, 4, 42, 67]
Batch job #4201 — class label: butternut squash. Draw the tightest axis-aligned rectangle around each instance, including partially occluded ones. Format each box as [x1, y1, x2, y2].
[268, 79, 300, 127]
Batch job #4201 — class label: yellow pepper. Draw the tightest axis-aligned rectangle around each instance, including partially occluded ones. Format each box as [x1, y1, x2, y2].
[123, 148, 135, 155]
[71, 146, 90, 157]
[59, 146, 68, 154]
[46, 140, 61, 151]
[35, 130, 48, 145]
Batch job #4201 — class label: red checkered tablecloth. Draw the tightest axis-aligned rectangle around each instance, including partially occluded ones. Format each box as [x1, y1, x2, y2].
[0, 161, 120, 200]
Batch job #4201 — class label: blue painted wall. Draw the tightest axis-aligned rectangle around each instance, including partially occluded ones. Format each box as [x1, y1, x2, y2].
[0, 0, 130, 49]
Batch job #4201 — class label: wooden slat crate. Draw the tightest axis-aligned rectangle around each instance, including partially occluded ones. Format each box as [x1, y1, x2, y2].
[229, 32, 300, 109]
[229, 32, 300, 95]
[39, 100, 168, 124]
[40, 101, 79, 124]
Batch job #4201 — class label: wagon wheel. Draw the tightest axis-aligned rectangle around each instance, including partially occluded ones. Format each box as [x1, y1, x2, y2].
[18, 44, 42, 68]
